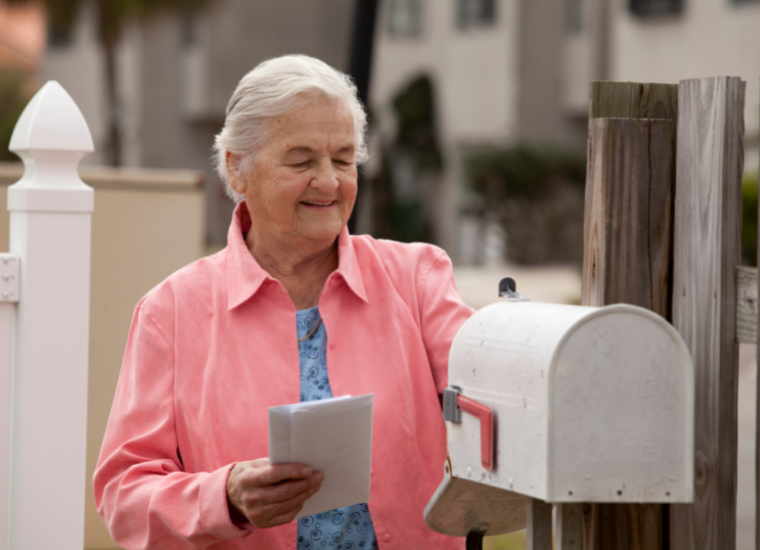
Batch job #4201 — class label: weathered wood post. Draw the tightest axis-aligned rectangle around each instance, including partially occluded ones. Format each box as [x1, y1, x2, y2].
[669, 76, 745, 550]
[527, 498, 553, 550]
[557, 500, 583, 550]
[4, 82, 94, 550]
[579, 81, 678, 550]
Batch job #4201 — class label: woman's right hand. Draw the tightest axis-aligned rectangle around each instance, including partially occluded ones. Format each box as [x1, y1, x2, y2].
[226, 458, 323, 528]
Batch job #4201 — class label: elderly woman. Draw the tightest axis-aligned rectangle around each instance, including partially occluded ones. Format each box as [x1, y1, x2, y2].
[94, 55, 474, 550]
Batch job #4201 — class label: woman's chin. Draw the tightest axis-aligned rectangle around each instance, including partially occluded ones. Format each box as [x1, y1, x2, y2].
[296, 218, 346, 241]
[297, 226, 343, 247]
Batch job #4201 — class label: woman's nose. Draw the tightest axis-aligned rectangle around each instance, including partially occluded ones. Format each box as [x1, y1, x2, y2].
[309, 160, 340, 192]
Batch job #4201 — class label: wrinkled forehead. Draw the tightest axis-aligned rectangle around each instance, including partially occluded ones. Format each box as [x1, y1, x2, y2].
[264, 94, 355, 151]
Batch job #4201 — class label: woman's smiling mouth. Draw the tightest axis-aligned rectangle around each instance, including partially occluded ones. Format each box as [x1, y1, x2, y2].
[300, 200, 336, 208]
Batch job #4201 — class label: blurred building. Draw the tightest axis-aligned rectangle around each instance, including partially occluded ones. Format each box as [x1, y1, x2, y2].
[40, 0, 355, 245]
[608, 0, 760, 148]
[369, 0, 760, 259]
[36, 0, 760, 259]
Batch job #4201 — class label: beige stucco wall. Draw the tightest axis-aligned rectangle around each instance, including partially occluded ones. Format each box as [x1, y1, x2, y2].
[0, 163, 206, 549]
[372, 0, 520, 145]
[611, 0, 760, 160]
[371, 0, 521, 257]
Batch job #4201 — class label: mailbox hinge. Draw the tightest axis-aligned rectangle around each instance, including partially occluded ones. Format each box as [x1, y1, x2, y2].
[443, 386, 494, 471]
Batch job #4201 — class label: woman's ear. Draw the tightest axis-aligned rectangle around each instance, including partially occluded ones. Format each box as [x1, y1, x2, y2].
[226, 151, 245, 195]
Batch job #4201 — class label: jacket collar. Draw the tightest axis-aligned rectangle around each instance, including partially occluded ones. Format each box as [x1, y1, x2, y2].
[226, 201, 368, 310]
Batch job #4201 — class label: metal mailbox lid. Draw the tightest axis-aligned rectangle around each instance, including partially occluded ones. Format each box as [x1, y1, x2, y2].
[424, 465, 527, 537]
[446, 301, 693, 504]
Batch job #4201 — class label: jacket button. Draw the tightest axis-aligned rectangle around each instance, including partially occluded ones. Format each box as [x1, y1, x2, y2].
[371, 468, 375, 476]
[384, 534, 391, 542]
[329, 342, 336, 350]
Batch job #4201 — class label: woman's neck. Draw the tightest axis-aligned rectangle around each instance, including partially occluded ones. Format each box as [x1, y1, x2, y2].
[245, 232, 338, 310]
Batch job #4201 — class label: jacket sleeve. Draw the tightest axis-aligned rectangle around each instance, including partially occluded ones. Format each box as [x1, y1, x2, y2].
[417, 248, 476, 395]
[93, 298, 252, 550]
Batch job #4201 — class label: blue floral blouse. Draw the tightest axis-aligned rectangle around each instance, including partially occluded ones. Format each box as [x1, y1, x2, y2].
[296, 307, 378, 550]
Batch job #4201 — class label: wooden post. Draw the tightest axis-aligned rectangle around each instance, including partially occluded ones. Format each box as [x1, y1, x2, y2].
[669, 76, 745, 550]
[526, 498, 553, 550]
[589, 81, 678, 122]
[581, 81, 678, 550]
[5, 82, 94, 550]
[583, 117, 675, 313]
[557, 503, 583, 550]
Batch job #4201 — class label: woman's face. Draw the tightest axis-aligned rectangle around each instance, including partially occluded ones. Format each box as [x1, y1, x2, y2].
[229, 95, 358, 252]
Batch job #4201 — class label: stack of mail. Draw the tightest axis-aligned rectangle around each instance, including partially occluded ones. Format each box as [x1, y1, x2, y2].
[268, 394, 374, 517]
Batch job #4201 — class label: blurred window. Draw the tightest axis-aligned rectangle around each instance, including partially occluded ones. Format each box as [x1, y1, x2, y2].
[456, 0, 497, 29]
[566, 0, 583, 33]
[388, 0, 423, 37]
[629, 0, 684, 16]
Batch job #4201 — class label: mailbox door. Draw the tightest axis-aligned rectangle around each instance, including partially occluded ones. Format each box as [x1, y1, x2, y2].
[548, 307, 694, 503]
[424, 465, 527, 536]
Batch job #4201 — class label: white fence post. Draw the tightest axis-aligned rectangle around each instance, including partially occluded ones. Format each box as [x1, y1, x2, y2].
[4, 81, 94, 550]
[0, 254, 18, 550]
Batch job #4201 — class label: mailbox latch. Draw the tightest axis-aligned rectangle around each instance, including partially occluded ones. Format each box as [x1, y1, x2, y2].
[443, 386, 493, 471]
[498, 277, 528, 302]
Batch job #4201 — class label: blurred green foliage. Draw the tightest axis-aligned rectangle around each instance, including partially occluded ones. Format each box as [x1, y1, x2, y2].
[0, 74, 29, 162]
[465, 144, 587, 265]
[389, 201, 428, 244]
[391, 75, 442, 173]
[743, 172, 759, 266]
[466, 145, 586, 202]
[372, 74, 442, 244]
[483, 530, 527, 550]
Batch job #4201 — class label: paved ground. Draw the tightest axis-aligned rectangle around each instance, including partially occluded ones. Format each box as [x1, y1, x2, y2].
[452, 262, 756, 549]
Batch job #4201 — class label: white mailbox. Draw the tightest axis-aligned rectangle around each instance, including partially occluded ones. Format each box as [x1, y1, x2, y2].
[426, 300, 694, 537]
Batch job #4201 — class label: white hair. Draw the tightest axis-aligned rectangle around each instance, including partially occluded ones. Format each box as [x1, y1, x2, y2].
[213, 54, 369, 202]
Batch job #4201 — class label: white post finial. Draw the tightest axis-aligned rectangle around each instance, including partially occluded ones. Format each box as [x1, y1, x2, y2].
[4, 81, 94, 550]
[8, 80, 94, 213]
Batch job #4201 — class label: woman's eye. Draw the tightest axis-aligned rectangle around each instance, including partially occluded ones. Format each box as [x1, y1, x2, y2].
[291, 161, 311, 168]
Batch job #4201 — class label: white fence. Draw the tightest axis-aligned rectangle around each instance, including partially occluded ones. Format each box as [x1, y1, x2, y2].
[0, 82, 93, 550]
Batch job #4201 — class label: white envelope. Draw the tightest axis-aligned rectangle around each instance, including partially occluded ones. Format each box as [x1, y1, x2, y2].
[268, 394, 374, 518]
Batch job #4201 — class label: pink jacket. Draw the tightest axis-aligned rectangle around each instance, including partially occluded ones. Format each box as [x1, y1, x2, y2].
[94, 203, 474, 549]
